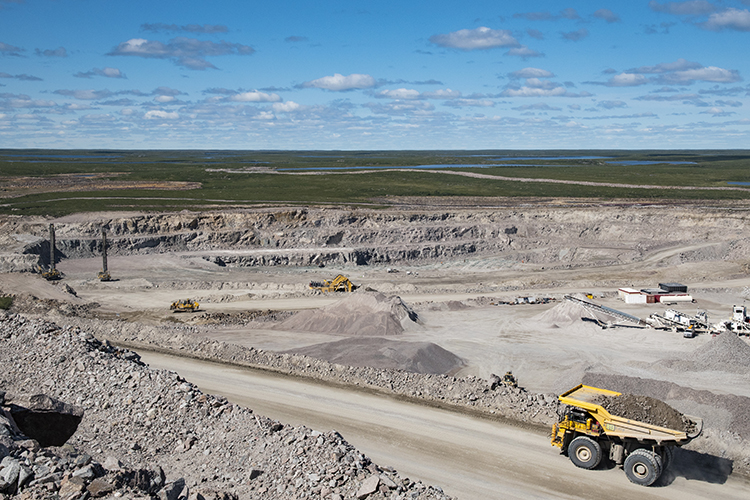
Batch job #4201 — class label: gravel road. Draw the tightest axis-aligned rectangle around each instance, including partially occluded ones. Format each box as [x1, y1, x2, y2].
[138, 350, 750, 500]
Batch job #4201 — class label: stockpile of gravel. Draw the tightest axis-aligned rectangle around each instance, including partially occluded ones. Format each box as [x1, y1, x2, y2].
[285, 337, 465, 375]
[0, 312, 453, 500]
[686, 332, 750, 369]
[73, 316, 562, 427]
[275, 292, 420, 337]
[592, 393, 689, 431]
[660, 332, 750, 373]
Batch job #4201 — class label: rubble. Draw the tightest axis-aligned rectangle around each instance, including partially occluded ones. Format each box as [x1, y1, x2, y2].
[0, 312, 454, 499]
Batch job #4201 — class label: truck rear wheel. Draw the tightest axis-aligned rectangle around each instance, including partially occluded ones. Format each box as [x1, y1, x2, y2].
[661, 447, 673, 471]
[568, 436, 602, 470]
[624, 449, 662, 486]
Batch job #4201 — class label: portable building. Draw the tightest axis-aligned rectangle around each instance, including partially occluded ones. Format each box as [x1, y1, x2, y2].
[659, 282, 688, 293]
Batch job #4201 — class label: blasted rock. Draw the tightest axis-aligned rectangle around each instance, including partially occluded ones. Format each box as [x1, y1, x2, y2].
[9, 394, 83, 447]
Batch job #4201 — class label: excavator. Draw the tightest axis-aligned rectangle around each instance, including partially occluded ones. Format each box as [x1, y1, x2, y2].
[309, 274, 357, 292]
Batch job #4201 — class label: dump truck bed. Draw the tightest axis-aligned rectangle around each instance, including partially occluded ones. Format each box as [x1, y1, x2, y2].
[559, 384, 701, 444]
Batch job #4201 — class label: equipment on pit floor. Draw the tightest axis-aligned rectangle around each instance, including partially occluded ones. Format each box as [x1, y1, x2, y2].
[40, 223, 62, 281]
[170, 299, 199, 312]
[309, 274, 357, 292]
[551, 384, 702, 486]
[501, 371, 518, 388]
[98, 228, 112, 281]
[565, 295, 648, 328]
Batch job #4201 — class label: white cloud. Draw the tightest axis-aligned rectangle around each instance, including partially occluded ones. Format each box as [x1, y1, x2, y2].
[272, 101, 301, 113]
[429, 27, 519, 51]
[54, 89, 116, 100]
[661, 66, 741, 84]
[422, 89, 461, 99]
[443, 99, 495, 108]
[505, 46, 544, 58]
[562, 28, 589, 41]
[598, 100, 628, 109]
[377, 88, 421, 100]
[593, 9, 620, 23]
[228, 91, 281, 102]
[704, 8, 750, 31]
[700, 107, 734, 117]
[606, 73, 649, 87]
[108, 37, 255, 70]
[500, 86, 568, 97]
[301, 73, 376, 91]
[144, 110, 178, 119]
[648, 1, 716, 16]
[629, 58, 702, 74]
[155, 96, 175, 103]
[509, 68, 554, 79]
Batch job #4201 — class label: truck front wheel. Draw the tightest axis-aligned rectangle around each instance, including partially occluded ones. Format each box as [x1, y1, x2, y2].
[568, 436, 602, 469]
[624, 449, 662, 486]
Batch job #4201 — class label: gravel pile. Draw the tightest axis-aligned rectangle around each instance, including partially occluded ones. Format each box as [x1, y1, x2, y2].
[660, 332, 750, 374]
[69, 316, 562, 427]
[284, 337, 465, 375]
[276, 292, 420, 337]
[1, 311, 454, 500]
[686, 332, 750, 368]
[592, 393, 688, 431]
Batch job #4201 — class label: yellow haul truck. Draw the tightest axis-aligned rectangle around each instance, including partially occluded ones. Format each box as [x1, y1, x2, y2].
[551, 385, 702, 486]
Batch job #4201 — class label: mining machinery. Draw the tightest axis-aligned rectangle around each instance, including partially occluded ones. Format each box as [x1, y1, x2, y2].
[98, 228, 112, 281]
[40, 223, 62, 281]
[309, 274, 357, 292]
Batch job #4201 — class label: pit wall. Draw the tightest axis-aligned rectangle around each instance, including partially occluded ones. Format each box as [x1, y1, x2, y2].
[8, 206, 750, 270]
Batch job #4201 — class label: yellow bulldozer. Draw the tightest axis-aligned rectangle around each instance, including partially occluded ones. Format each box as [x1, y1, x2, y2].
[170, 299, 199, 312]
[309, 274, 357, 292]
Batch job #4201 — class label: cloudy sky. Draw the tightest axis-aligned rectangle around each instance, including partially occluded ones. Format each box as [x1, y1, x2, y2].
[1, 0, 749, 150]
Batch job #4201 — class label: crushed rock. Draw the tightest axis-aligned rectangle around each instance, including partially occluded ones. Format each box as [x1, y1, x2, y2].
[284, 337, 465, 375]
[592, 393, 688, 431]
[275, 291, 420, 337]
[0, 311, 453, 500]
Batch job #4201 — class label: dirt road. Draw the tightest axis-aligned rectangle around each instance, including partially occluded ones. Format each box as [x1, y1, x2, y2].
[138, 350, 749, 500]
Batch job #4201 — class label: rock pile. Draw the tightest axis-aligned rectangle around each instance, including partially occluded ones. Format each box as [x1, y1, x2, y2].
[69, 316, 562, 427]
[592, 393, 689, 431]
[276, 292, 420, 337]
[285, 337, 465, 375]
[1, 312, 454, 499]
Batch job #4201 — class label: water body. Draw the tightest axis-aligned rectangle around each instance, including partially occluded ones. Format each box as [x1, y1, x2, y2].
[1, 154, 123, 159]
[606, 160, 697, 166]
[727, 181, 750, 186]
[277, 164, 553, 171]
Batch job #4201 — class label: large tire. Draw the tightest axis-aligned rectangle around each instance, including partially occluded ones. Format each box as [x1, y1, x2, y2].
[661, 447, 673, 471]
[624, 449, 662, 486]
[568, 436, 602, 470]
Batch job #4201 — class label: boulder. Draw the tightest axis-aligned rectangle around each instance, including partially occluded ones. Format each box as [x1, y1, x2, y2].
[9, 394, 83, 447]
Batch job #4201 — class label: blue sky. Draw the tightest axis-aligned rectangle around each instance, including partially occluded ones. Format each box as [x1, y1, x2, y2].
[1, 0, 749, 150]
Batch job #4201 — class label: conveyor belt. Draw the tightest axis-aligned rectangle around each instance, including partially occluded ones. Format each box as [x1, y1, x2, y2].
[564, 294, 648, 326]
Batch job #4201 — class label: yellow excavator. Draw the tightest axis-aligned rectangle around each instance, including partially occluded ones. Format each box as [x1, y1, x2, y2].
[309, 274, 357, 292]
[170, 299, 199, 312]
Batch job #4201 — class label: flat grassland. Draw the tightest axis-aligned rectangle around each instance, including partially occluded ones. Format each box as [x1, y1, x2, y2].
[2, 149, 750, 216]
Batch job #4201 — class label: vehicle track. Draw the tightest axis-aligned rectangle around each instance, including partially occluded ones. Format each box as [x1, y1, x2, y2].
[138, 350, 750, 500]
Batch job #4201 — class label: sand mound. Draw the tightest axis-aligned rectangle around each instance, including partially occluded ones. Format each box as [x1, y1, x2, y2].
[688, 332, 750, 367]
[276, 291, 420, 336]
[660, 332, 750, 373]
[285, 337, 464, 375]
[592, 393, 689, 431]
[534, 300, 587, 327]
